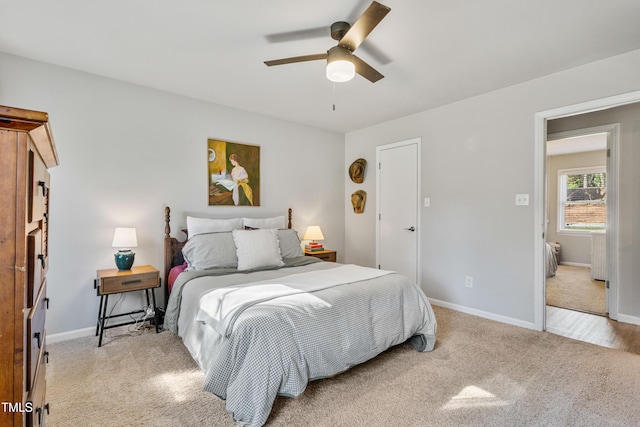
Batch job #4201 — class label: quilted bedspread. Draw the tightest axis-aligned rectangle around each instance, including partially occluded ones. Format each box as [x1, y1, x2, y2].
[164, 257, 437, 427]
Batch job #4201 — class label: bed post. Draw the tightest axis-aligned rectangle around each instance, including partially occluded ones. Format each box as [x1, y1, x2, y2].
[288, 208, 292, 229]
[165, 206, 171, 238]
[163, 206, 172, 308]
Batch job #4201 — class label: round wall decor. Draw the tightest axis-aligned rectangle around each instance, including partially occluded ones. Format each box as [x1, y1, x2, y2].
[348, 158, 367, 183]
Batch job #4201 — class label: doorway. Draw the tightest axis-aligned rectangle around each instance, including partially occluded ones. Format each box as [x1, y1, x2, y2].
[545, 129, 609, 318]
[534, 91, 640, 332]
[376, 138, 421, 283]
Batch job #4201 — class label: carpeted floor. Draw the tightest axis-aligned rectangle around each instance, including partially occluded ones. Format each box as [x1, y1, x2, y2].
[546, 264, 606, 315]
[46, 305, 640, 426]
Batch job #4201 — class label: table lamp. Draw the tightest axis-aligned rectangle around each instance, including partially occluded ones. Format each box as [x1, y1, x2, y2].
[303, 226, 324, 245]
[112, 227, 137, 270]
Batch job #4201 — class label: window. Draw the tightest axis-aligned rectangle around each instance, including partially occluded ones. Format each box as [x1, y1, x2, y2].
[558, 167, 606, 232]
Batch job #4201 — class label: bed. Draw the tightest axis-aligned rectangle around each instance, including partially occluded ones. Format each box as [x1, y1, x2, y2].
[162, 207, 437, 427]
[546, 242, 559, 277]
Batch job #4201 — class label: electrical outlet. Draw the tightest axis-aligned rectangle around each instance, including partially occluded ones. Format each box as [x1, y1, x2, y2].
[515, 194, 529, 206]
[465, 276, 473, 288]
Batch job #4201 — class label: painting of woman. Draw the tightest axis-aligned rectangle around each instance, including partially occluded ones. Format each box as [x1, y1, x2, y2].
[229, 153, 253, 205]
[208, 139, 260, 206]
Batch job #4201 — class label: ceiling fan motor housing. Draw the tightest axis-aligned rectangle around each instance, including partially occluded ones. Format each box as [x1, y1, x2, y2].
[331, 21, 351, 42]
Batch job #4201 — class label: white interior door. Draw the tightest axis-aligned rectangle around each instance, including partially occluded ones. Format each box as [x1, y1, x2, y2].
[376, 138, 420, 284]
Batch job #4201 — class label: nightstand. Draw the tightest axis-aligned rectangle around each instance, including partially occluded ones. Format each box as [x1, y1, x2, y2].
[304, 249, 337, 262]
[94, 265, 161, 347]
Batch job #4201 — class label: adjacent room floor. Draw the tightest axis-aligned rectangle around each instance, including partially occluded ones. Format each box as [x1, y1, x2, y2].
[546, 264, 606, 315]
[546, 305, 640, 355]
[545, 264, 640, 355]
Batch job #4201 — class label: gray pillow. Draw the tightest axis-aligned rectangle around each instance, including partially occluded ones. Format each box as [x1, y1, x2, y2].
[182, 232, 238, 271]
[277, 229, 303, 258]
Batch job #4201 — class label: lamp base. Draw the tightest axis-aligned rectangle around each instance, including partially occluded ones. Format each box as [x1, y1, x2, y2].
[114, 250, 135, 270]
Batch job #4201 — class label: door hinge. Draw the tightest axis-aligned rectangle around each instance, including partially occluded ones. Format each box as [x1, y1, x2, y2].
[606, 280, 610, 289]
[378, 213, 381, 220]
[378, 264, 381, 269]
[378, 162, 381, 170]
[607, 148, 611, 158]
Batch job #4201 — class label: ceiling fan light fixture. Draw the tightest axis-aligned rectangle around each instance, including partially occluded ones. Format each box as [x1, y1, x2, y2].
[326, 46, 355, 82]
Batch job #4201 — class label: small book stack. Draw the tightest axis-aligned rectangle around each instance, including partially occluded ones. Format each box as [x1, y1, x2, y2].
[305, 242, 324, 252]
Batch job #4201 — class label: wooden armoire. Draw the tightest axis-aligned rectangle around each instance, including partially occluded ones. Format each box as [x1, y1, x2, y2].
[0, 106, 59, 426]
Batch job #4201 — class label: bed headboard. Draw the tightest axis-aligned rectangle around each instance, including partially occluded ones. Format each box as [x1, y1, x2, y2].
[163, 206, 293, 306]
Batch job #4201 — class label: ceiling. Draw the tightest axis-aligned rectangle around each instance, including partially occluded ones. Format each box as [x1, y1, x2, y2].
[1, 0, 640, 134]
[547, 132, 607, 156]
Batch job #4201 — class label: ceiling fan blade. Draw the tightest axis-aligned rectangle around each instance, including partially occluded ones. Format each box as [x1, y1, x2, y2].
[352, 55, 384, 83]
[264, 53, 328, 67]
[265, 27, 329, 43]
[339, 1, 390, 52]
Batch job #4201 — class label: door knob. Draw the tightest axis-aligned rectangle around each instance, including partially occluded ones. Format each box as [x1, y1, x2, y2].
[404, 226, 416, 232]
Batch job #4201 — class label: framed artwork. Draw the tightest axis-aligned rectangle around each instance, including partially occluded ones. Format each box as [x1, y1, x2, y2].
[208, 139, 260, 206]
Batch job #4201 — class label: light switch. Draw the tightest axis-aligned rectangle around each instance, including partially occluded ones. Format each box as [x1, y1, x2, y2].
[515, 194, 529, 206]
[424, 197, 430, 208]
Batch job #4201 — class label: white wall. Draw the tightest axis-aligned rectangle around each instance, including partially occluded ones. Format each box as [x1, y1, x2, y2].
[0, 52, 345, 336]
[345, 49, 640, 325]
[546, 150, 607, 265]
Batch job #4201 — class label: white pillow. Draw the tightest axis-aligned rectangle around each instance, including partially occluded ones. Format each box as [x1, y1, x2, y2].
[182, 232, 238, 271]
[243, 216, 286, 230]
[187, 216, 243, 237]
[232, 229, 284, 271]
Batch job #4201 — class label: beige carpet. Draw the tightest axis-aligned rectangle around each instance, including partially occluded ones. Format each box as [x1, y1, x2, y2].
[546, 265, 606, 315]
[47, 306, 640, 427]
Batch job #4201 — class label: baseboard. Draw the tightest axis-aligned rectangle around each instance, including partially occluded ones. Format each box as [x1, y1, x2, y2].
[429, 298, 537, 331]
[616, 313, 640, 326]
[559, 262, 590, 268]
[55, 299, 628, 342]
[48, 326, 95, 344]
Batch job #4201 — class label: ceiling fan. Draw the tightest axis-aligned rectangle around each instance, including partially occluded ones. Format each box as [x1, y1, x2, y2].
[264, 1, 391, 83]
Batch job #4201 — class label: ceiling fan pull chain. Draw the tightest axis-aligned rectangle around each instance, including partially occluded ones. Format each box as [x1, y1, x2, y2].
[333, 82, 336, 111]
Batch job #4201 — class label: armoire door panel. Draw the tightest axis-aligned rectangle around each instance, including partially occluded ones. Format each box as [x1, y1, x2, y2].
[27, 281, 46, 391]
[28, 149, 47, 223]
[27, 229, 44, 308]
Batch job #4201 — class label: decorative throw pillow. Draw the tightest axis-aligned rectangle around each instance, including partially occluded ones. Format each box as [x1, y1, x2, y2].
[186, 216, 243, 237]
[232, 229, 284, 271]
[277, 229, 303, 258]
[242, 216, 286, 230]
[182, 232, 238, 271]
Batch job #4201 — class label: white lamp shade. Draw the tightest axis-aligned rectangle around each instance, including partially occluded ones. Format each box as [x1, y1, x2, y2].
[326, 60, 355, 82]
[303, 225, 325, 241]
[112, 227, 138, 248]
[326, 46, 355, 83]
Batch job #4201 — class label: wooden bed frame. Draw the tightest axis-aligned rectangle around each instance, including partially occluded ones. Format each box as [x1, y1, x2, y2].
[163, 206, 293, 306]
